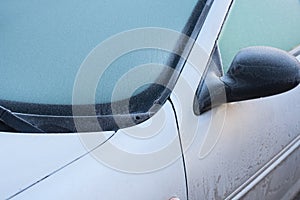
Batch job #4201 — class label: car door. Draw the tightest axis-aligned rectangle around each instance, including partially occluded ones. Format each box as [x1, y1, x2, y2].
[171, 0, 300, 199]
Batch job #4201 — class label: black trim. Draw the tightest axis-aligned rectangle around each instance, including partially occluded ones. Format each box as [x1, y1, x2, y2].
[0, 106, 44, 133]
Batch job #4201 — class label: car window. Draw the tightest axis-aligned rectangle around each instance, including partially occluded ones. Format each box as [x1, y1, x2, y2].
[218, 0, 300, 72]
[0, 0, 200, 105]
[0, 0, 213, 133]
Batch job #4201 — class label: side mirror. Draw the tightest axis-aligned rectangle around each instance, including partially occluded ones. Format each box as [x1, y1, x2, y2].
[194, 46, 300, 115]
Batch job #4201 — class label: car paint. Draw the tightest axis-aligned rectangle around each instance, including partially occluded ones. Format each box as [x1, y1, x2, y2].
[1, 101, 187, 200]
[0, 131, 114, 199]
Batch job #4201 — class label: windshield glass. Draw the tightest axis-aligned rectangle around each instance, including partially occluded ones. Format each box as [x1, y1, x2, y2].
[0, 0, 211, 133]
[1, 0, 199, 105]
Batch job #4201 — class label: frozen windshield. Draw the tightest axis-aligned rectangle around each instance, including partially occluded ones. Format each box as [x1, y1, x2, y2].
[1, 0, 199, 105]
[0, 0, 211, 133]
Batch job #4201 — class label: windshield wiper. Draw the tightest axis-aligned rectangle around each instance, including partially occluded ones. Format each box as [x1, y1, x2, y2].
[0, 106, 44, 133]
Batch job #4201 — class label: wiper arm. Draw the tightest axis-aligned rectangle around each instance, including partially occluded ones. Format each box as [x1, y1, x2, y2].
[0, 106, 44, 133]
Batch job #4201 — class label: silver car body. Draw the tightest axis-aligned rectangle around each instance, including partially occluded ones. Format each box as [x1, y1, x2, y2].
[1, 0, 300, 199]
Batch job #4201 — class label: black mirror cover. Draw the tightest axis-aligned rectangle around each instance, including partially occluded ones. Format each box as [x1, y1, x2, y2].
[194, 46, 300, 115]
[223, 46, 300, 102]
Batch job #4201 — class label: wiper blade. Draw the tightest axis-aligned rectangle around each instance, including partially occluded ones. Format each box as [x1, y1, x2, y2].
[0, 106, 44, 133]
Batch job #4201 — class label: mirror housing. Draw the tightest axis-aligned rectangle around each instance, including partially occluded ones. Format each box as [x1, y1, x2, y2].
[194, 46, 300, 115]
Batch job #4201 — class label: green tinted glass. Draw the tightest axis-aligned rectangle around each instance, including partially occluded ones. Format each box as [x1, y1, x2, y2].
[219, 0, 300, 72]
